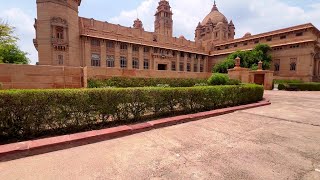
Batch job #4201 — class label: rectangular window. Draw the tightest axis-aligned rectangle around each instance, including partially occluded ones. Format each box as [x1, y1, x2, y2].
[132, 45, 139, 52]
[225, 46, 229, 49]
[144, 47, 149, 53]
[180, 52, 184, 58]
[132, 58, 139, 69]
[296, 32, 303, 37]
[91, 39, 100, 46]
[171, 61, 176, 71]
[234, 44, 238, 47]
[106, 41, 114, 48]
[200, 64, 204, 72]
[266, 38, 272, 42]
[91, 53, 101, 67]
[143, 59, 149, 70]
[58, 55, 63, 65]
[274, 59, 280, 72]
[179, 62, 184, 71]
[243, 42, 248, 46]
[120, 43, 127, 50]
[280, 35, 286, 39]
[254, 40, 259, 44]
[187, 63, 191, 72]
[120, 56, 127, 68]
[107, 55, 115, 67]
[194, 63, 198, 72]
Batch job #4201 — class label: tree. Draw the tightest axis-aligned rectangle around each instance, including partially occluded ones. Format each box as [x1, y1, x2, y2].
[213, 44, 272, 73]
[0, 44, 29, 64]
[0, 19, 29, 64]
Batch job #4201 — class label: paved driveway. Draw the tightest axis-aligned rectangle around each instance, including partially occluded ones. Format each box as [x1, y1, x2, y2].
[0, 91, 320, 180]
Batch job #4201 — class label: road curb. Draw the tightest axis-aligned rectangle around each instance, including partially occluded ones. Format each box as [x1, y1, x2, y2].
[0, 99, 271, 162]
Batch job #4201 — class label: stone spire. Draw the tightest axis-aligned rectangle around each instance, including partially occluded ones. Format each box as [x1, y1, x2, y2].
[154, 0, 173, 37]
[212, 0, 219, 11]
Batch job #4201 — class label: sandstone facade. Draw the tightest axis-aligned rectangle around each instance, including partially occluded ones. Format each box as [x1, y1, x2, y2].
[32, 0, 320, 82]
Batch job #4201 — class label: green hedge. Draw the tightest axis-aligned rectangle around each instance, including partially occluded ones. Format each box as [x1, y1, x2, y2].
[88, 77, 208, 88]
[278, 83, 320, 91]
[274, 79, 303, 84]
[0, 84, 263, 143]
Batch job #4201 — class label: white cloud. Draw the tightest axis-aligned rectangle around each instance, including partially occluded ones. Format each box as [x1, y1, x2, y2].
[109, 0, 320, 40]
[0, 8, 37, 65]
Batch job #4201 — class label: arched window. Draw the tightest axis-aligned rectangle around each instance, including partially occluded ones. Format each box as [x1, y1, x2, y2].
[58, 55, 63, 65]
[290, 62, 296, 71]
[274, 63, 280, 71]
[56, 26, 64, 39]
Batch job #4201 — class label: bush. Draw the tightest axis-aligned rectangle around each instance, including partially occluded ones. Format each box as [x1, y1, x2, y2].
[227, 79, 241, 85]
[278, 83, 320, 91]
[88, 77, 208, 88]
[0, 84, 263, 143]
[208, 73, 230, 85]
[274, 79, 303, 84]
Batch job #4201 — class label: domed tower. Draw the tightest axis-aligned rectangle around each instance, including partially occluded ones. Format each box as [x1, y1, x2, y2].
[34, 0, 81, 66]
[133, 18, 144, 30]
[195, 1, 235, 44]
[154, 0, 173, 37]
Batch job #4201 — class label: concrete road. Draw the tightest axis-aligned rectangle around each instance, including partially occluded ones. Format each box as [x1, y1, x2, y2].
[0, 91, 320, 180]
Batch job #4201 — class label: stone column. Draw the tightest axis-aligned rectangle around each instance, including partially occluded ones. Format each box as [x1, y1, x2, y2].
[317, 60, 320, 76]
[114, 42, 120, 68]
[84, 37, 91, 67]
[176, 52, 180, 71]
[204, 56, 208, 72]
[127, 44, 133, 69]
[100, 40, 106, 67]
[184, 53, 188, 72]
[191, 54, 195, 72]
[139, 46, 144, 70]
[197, 56, 201, 72]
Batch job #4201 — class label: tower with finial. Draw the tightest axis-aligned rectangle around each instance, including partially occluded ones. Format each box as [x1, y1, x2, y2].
[133, 18, 144, 30]
[154, 0, 173, 37]
[195, 0, 235, 45]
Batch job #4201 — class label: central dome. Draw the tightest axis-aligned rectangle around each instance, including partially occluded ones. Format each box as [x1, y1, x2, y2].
[201, 3, 227, 26]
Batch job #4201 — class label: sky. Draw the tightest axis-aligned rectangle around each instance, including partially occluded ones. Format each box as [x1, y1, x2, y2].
[0, 0, 320, 65]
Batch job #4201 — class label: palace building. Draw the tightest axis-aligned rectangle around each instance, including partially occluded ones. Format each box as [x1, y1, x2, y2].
[33, 0, 320, 82]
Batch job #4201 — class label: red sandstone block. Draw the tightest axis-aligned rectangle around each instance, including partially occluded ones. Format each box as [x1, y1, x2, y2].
[28, 135, 70, 150]
[0, 76, 12, 83]
[129, 123, 153, 133]
[0, 142, 30, 155]
[148, 115, 191, 128]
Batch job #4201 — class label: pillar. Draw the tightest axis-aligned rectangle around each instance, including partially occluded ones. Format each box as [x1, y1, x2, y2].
[176, 52, 181, 71]
[115, 42, 120, 68]
[197, 56, 201, 72]
[100, 40, 106, 67]
[184, 53, 188, 72]
[204, 56, 208, 72]
[127, 44, 133, 69]
[191, 54, 195, 72]
[139, 46, 144, 70]
[84, 37, 91, 67]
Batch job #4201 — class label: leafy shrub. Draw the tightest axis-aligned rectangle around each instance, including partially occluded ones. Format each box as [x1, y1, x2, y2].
[194, 83, 208, 87]
[208, 73, 230, 85]
[88, 77, 208, 88]
[0, 84, 263, 143]
[227, 79, 241, 85]
[274, 79, 303, 84]
[278, 83, 320, 91]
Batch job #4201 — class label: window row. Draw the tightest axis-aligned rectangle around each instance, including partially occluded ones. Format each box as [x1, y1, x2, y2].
[91, 54, 204, 72]
[215, 32, 304, 51]
[273, 58, 297, 72]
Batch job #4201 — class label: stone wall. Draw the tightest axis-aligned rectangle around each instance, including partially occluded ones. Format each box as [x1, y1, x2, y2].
[86, 67, 211, 80]
[0, 64, 83, 89]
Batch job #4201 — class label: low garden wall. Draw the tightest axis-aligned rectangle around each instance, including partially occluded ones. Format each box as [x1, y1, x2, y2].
[0, 84, 263, 143]
[0, 64, 83, 89]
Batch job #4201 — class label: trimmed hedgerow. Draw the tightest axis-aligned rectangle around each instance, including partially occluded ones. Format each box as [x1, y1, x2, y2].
[278, 83, 320, 91]
[88, 77, 208, 88]
[0, 84, 263, 143]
